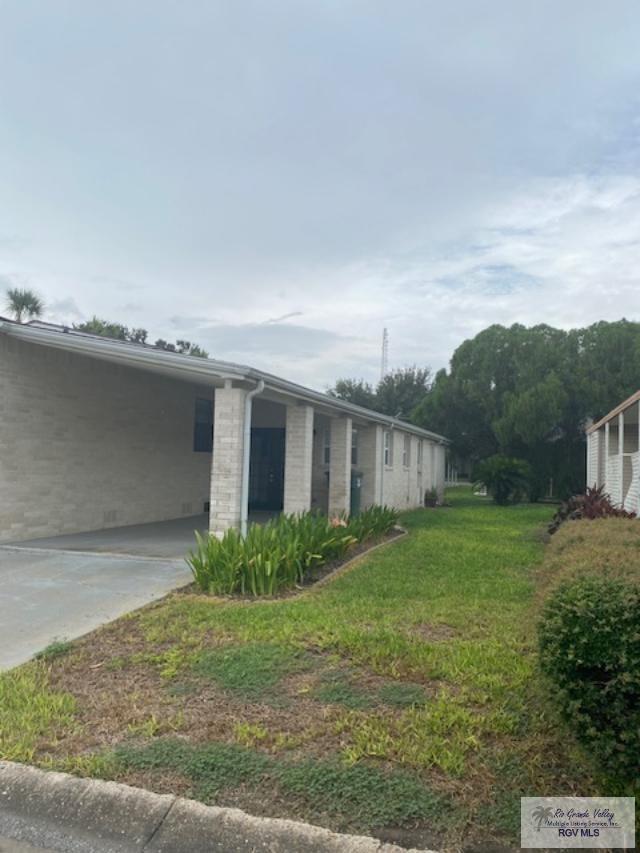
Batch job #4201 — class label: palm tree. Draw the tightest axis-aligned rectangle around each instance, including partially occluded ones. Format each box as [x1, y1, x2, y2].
[5, 288, 44, 323]
[532, 806, 553, 832]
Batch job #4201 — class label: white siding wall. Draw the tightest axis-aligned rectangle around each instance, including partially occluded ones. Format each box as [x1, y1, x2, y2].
[0, 336, 211, 543]
[586, 431, 600, 488]
[605, 456, 622, 507]
[626, 453, 640, 513]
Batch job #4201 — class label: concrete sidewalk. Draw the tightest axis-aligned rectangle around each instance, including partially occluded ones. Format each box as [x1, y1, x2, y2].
[0, 762, 432, 853]
[0, 548, 190, 670]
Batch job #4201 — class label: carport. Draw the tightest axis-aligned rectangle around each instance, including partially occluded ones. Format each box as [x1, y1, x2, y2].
[0, 319, 449, 550]
[0, 322, 326, 547]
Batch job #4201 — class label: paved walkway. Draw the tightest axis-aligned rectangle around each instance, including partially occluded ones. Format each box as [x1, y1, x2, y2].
[0, 547, 190, 670]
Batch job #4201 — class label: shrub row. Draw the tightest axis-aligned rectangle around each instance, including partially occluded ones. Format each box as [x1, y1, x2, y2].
[537, 518, 640, 781]
[188, 505, 399, 597]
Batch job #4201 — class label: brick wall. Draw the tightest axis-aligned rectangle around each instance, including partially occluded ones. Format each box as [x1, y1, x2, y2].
[0, 336, 212, 542]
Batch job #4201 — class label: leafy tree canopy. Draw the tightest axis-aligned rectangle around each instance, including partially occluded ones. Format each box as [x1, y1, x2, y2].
[327, 378, 377, 410]
[328, 366, 431, 419]
[74, 316, 147, 343]
[74, 317, 208, 358]
[413, 320, 640, 498]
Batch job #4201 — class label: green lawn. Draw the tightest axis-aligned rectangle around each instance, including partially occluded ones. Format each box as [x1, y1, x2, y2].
[0, 489, 600, 850]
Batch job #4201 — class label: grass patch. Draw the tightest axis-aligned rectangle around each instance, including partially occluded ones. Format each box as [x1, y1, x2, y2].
[377, 682, 427, 708]
[314, 671, 377, 710]
[337, 691, 481, 775]
[0, 488, 606, 849]
[0, 665, 76, 762]
[114, 737, 448, 829]
[193, 642, 310, 700]
[34, 639, 73, 661]
[313, 671, 427, 710]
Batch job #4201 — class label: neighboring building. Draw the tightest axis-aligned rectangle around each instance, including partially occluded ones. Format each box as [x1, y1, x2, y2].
[0, 319, 448, 543]
[586, 390, 640, 513]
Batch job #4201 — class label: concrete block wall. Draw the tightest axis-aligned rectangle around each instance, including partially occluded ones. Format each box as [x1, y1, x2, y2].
[434, 443, 446, 500]
[380, 429, 445, 509]
[209, 385, 247, 535]
[283, 404, 314, 514]
[358, 424, 382, 507]
[0, 336, 211, 543]
[328, 417, 352, 516]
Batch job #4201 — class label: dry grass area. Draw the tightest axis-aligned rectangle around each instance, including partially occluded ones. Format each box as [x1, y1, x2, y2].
[0, 490, 605, 852]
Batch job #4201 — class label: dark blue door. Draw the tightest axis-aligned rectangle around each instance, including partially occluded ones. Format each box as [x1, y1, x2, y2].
[249, 428, 285, 511]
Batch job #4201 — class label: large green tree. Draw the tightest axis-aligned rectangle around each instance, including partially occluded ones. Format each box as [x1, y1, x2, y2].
[328, 366, 431, 419]
[413, 321, 640, 499]
[376, 366, 431, 419]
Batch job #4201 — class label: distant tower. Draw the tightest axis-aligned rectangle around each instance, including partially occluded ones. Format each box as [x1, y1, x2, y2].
[380, 327, 389, 380]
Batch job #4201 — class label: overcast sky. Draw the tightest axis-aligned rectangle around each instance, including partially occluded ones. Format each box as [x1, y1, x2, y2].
[1, 1, 640, 388]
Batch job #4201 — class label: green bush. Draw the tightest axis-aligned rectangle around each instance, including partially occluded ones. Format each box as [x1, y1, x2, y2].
[472, 454, 532, 505]
[538, 576, 640, 779]
[188, 505, 399, 596]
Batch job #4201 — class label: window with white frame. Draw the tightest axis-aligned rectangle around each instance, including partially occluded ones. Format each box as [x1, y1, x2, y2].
[351, 428, 358, 466]
[417, 439, 423, 469]
[323, 429, 331, 465]
[384, 430, 393, 467]
[403, 434, 411, 468]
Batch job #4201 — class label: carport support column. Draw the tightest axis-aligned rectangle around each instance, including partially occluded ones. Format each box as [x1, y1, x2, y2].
[209, 383, 248, 536]
[283, 404, 314, 515]
[359, 425, 383, 508]
[328, 416, 352, 517]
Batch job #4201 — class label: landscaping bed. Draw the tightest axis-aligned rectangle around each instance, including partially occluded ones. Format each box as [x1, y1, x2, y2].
[0, 490, 603, 851]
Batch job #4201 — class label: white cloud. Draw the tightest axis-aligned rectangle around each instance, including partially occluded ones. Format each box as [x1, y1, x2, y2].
[1, 2, 640, 387]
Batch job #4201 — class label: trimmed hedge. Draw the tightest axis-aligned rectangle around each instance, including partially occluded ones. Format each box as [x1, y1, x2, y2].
[537, 519, 640, 780]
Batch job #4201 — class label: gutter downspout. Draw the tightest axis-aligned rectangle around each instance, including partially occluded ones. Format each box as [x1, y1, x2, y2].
[240, 379, 265, 536]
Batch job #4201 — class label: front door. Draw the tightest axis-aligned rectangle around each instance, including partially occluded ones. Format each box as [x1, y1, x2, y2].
[249, 428, 285, 511]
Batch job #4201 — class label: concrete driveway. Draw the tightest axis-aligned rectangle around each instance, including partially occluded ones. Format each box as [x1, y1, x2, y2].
[0, 545, 191, 671]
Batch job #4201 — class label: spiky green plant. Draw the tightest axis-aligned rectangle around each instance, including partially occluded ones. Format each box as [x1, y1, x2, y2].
[472, 455, 532, 505]
[187, 506, 398, 597]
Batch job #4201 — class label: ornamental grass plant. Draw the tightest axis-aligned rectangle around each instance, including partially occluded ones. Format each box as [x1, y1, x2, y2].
[188, 505, 399, 596]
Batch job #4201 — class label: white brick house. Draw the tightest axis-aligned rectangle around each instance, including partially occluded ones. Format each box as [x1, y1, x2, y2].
[586, 390, 640, 513]
[0, 319, 448, 543]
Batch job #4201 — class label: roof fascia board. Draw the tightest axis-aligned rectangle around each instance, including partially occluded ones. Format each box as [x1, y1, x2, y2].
[586, 389, 640, 434]
[0, 320, 244, 385]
